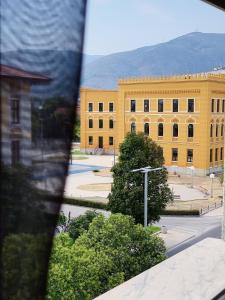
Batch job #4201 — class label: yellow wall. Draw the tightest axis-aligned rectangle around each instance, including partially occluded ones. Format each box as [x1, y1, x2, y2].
[80, 74, 225, 175]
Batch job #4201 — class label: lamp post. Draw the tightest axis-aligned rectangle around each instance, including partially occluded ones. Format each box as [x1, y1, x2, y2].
[38, 104, 44, 161]
[209, 173, 215, 198]
[188, 166, 195, 188]
[131, 166, 163, 227]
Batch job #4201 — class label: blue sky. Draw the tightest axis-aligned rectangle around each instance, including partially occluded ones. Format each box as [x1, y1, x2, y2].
[84, 0, 225, 55]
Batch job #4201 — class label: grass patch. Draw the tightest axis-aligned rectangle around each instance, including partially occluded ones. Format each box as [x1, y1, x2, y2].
[145, 226, 161, 234]
[72, 156, 88, 160]
[71, 150, 87, 155]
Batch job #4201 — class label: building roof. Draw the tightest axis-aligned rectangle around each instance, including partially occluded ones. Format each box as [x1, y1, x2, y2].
[0, 64, 50, 82]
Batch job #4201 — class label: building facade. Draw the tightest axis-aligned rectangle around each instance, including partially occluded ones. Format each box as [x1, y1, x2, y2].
[0, 64, 50, 166]
[80, 73, 225, 175]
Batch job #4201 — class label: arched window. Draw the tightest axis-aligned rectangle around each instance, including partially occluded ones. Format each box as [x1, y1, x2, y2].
[216, 124, 219, 137]
[210, 124, 213, 137]
[158, 123, 163, 136]
[131, 122, 136, 133]
[173, 123, 178, 137]
[221, 124, 224, 137]
[144, 123, 149, 136]
[188, 124, 194, 137]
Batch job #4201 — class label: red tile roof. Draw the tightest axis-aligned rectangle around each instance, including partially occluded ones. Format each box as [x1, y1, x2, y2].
[0, 64, 50, 81]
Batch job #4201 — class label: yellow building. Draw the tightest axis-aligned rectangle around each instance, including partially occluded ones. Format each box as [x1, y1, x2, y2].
[80, 73, 225, 175]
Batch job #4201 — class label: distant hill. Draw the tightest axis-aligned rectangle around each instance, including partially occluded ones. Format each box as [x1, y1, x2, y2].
[1, 50, 99, 99]
[2, 32, 225, 95]
[81, 32, 225, 89]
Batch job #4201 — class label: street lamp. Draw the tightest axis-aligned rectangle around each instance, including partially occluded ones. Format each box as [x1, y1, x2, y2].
[131, 166, 163, 227]
[188, 166, 195, 188]
[209, 173, 215, 198]
[38, 104, 44, 161]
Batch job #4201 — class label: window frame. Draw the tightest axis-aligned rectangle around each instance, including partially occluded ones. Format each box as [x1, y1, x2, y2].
[109, 102, 114, 112]
[130, 100, 136, 112]
[109, 119, 114, 129]
[188, 124, 194, 138]
[98, 102, 104, 112]
[144, 122, 149, 136]
[88, 119, 93, 128]
[187, 98, 195, 113]
[109, 136, 114, 146]
[130, 122, 136, 133]
[144, 99, 150, 112]
[158, 123, 164, 137]
[88, 102, 93, 112]
[172, 148, 178, 162]
[187, 149, 193, 162]
[11, 97, 20, 124]
[172, 99, 179, 113]
[158, 99, 164, 112]
[88, 136, 93, 145]
[99, 119, 103, 129]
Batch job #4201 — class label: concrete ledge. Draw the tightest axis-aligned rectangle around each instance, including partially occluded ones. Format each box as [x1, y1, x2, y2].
[94, 238, 225, 300]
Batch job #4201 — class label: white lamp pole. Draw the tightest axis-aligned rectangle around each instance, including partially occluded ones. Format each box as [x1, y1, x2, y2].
[209, 173, 215, 198]
[131, 166, 163, 227]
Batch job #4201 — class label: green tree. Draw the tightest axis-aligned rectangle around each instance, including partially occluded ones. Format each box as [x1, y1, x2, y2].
[47, 233, 124, 300]
[76, 214, 166, 280]
[47, 214, 166, 300]
[108, 133, 173, 224]
[68, 210, 99, 240]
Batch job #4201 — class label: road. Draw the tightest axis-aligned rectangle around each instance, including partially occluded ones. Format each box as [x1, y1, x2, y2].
[60, 204, 223, 256]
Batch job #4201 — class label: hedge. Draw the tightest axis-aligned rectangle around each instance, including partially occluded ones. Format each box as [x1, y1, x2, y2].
[62, 198, 200, 216]
[63, 197, 107, 210]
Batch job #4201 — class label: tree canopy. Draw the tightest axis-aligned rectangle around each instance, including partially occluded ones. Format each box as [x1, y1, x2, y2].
[47, 213, 166, 300]
[108, 133, 173, 224]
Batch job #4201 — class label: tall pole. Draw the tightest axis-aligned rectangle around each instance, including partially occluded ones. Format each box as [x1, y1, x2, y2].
[144, 171, 148, 227]
[131, 166, 162, 227]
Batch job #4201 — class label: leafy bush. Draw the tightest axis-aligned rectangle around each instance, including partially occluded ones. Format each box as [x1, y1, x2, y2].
[47, 213, 166, 299]
[68, 210, 99, 240]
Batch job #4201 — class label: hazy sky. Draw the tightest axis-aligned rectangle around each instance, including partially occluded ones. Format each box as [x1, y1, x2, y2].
[84, 0, 225, 55]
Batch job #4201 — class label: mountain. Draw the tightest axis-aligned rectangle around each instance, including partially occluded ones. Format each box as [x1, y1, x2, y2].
[81, 32, 225, 89]
[2, 32, 225, 95]
[1, 50, 101, 99]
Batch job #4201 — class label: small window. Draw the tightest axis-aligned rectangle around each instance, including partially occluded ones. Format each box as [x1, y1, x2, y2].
[99, 119, 103, 128]
[215, 148, 218, 161]
[210, 124, 213, 137]
[109, 102, 114, 112]
[11, 98, 20, 124]
[221, 124, 224, 137]
[221, 147, 223, 160]
[144, 99, 149, 112]
[216, 124, 219, 137]
[172, 148, 178, 161]
[109, 136, 114, 145]
[223, 100, 225, 113]
[188, 124, 194, 138]
[88, 119, 93, 128]
[88, 102, 93, 112]
[217, 99, 220, 113]
[131, 122, 136, 133]
[131, 100, 136, 112]
[187, 149, 193, 162]
[11, 140, 20, 166]
[173, 99, 178, 112]
[88, 136, 93, 145]
[144, 123, 149, 136]
[211, 99, 214, 113]
[210, 149, 213, 163]
[109, 119, 114, 129]
[173, 123, 178, 137]
[158, 99, 163, 112]
[188, 99, 194, 113]
[158, 123, 163, 136]
[99, 103, 103, 112]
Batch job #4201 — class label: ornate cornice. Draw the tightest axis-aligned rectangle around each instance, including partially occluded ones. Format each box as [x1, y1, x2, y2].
[125, 89, 200, 96]
[211, 90, 225, 94]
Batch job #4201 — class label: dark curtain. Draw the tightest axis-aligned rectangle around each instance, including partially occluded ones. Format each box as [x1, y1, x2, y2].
[0, 1, 87, 299]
